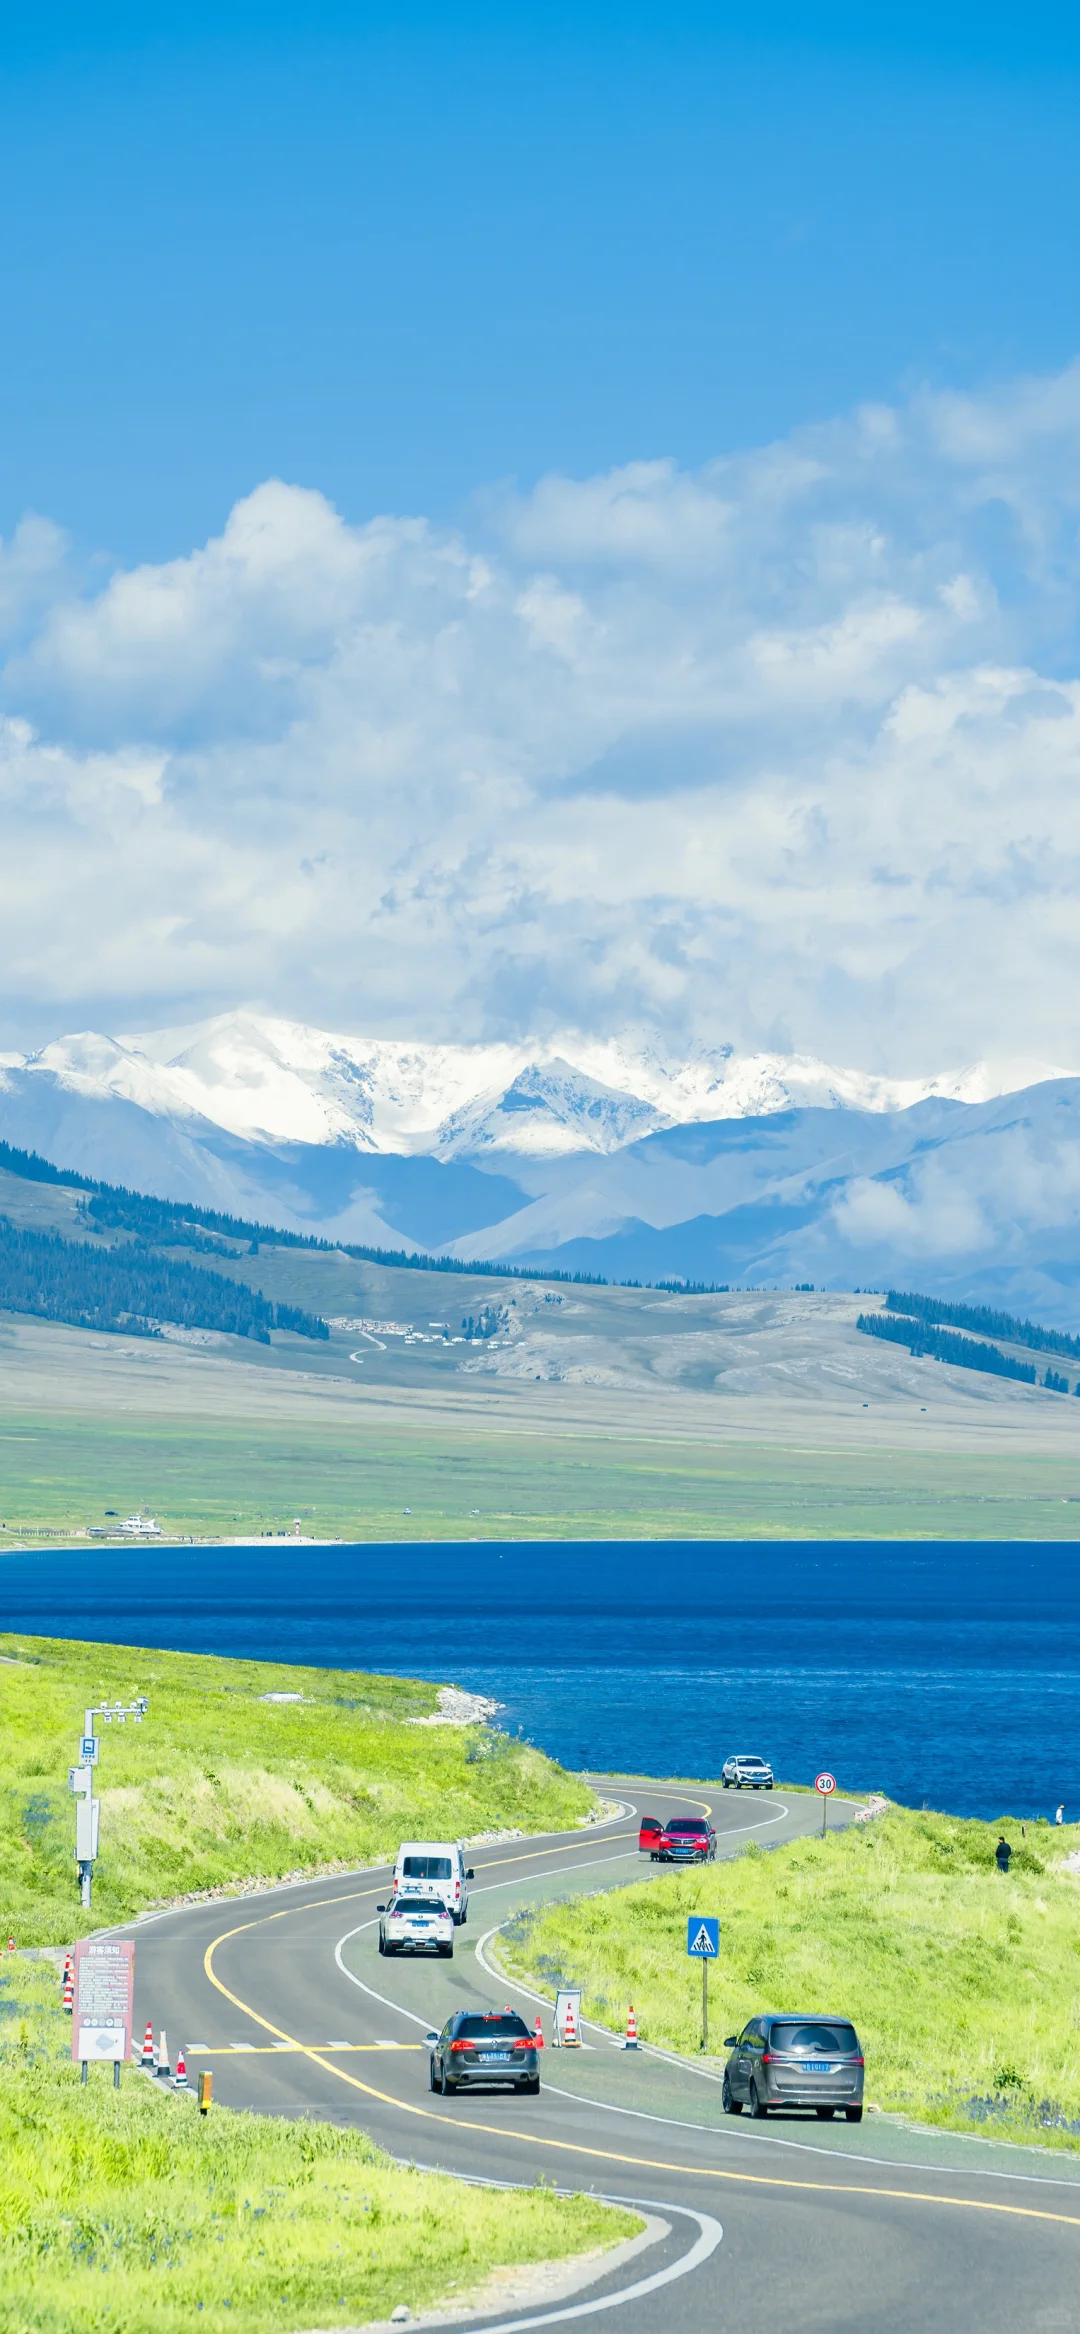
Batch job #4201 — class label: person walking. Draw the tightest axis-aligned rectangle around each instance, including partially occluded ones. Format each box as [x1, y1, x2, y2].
[1056, 1805, 1065, 1825]
[995, 1837, 1012, 1874]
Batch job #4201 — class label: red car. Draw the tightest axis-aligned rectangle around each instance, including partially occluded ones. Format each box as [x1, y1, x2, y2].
[639, 1814, 717, 1862]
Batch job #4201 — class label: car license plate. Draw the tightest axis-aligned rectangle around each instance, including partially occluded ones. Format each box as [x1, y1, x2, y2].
[804, 2062, 833, 2073]
[482, 2051, 511, 2062]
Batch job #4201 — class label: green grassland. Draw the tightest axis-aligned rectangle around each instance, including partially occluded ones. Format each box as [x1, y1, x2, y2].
[496, 1805, 1080, 2148]
[0, 1634, 596, 1946]
[0, 1961, 636, 2334]
[5, 1396, 1080, 1540]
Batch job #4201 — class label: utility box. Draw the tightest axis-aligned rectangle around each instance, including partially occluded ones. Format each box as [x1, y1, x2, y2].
[75, 1795, 100, 1863]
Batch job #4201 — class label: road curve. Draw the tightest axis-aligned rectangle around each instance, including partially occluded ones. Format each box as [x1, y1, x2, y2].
[118, 1780, 1079, 2333]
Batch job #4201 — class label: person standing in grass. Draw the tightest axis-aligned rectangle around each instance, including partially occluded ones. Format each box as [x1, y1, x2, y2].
[995, 1837, 1012, 1873]
[1056, 1804, 1065, 1825]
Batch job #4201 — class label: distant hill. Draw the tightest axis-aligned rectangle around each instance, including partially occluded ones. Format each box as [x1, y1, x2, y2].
[1, 1013, 1079, 1326]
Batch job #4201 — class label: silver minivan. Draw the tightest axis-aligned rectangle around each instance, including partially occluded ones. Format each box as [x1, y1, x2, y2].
[722, 2014, 864, 2121]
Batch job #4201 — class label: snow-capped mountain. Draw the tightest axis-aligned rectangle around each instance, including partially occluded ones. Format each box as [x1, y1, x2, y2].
[4, 1013, 1080, 1324]
[1, 1011, 1069, 1162]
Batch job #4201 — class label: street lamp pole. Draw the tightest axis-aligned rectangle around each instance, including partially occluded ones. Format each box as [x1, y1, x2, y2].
[70, 1698, 148, 1906]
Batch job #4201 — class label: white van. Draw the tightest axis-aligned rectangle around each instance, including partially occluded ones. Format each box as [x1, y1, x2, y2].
[393, 1840, 474, 1925]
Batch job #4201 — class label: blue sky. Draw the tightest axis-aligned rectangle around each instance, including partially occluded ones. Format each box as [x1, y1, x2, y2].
[1, 3, 1080, 1070]
[2, 3, 1079, 557]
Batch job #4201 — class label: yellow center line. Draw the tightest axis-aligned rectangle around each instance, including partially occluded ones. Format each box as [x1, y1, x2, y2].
[202, 1918, 1080, 2229]
[182, 1826, 647, 1953]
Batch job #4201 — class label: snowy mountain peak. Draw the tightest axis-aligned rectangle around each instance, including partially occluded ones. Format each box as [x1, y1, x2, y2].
[2, 1011, 1072, 1163]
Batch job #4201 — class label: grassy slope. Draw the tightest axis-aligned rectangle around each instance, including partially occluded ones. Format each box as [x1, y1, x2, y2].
[0, 1633, 595, 1946]
[0, 1962, 637, 2334]
[5, 1397, 1080, 1540]
[497, 1806, 1080, 2148]
[4, 1172, 1080, 1540]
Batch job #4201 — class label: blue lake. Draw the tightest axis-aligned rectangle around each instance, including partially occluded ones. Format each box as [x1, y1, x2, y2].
[2, 1538, 1078, 1819]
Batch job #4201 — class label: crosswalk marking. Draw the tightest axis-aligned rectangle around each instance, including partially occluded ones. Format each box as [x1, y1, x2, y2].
[184, 2042, 421, 2054]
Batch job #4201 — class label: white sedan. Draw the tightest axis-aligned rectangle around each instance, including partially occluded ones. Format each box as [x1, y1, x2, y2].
[377, 1893, 454, 1957]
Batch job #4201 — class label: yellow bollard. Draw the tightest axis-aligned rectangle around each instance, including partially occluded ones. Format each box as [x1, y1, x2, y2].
[197, 2069, 213, 2115]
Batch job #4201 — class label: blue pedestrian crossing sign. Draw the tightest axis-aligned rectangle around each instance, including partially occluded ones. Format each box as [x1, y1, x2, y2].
[686, 1916, 720, 1958]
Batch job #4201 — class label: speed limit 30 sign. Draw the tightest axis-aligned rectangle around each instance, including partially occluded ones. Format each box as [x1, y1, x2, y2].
[815, 1771, 836, 1795]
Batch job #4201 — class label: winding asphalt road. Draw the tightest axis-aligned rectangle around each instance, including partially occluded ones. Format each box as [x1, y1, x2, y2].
[118, 1780, 1080, 2332]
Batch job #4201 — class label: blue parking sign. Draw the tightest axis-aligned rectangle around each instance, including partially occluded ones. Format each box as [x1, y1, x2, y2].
[686, 1916, 719, 1958]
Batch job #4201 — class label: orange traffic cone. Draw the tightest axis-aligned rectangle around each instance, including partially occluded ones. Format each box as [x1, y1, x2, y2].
[173, 2049, 189, 2090]
[139, 2021, 154, 2067]
[533, 2017, 545, 2050]
[62, 1972, 74, 2014]
[156, 2030, 170, 2079]
[624, 2003, 638, 2050]
[562, 1998, 580, 2047]
[5, 1935, 13, 1953]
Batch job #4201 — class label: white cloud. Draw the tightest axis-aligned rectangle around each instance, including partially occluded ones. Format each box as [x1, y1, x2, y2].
[4, 360, 1080, 1061]
[832, 1170, 988, 1258]
[830, 1115, 1080, 1276]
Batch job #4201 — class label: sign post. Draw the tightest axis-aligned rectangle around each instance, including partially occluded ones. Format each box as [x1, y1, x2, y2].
[72, 1939, 134, 2088]
[686, 1916, 720, 2053]
[815, 1771, 837, 1836]
[71, 1699, 148, 1905]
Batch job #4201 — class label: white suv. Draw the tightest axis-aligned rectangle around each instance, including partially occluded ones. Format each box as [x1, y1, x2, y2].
[722, 1754, 774, 1790]
[377, 1893, 454, 1957]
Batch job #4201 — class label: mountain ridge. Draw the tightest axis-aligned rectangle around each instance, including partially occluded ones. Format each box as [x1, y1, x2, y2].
[0, 1010, 1069, 1161]
[2, 1014, 1080, 1327]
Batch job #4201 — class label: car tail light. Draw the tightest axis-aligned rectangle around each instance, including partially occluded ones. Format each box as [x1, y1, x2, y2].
[449, 2038, 473, 2052]
[761, 2052, 772, 2064]
[512, 2037, 535, 2051]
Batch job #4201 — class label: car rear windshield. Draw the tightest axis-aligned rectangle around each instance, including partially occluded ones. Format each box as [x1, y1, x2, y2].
[456, 2015, 531, 2039]
[770, 2022, 859, 2055]
[394, 1898, 446, 1914]
[402, 1855, 453, 1878]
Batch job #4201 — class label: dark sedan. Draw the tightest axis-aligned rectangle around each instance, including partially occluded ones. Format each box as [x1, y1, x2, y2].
[426, 2009, 541, 2095]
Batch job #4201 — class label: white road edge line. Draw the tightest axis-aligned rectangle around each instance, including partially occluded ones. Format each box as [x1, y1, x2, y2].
[537, 2081, 1080, 2193]
[449, 2202, 723, 2334]
[331, 1825, 1080, 2198]
[333, 1799, 795, 2042]
[333, 1913, 1080, 2197]
[333, 1852, 647, 2032]
[95, 1794, 636, 1940]
[472, 1801, 793, 2048]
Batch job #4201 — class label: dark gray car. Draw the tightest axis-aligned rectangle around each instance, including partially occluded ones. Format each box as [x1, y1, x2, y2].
[427, 2008, 541, 2096]
[722, 2014, 864, 2121]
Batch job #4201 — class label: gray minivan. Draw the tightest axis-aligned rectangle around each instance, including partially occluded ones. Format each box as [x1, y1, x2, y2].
[722, 2014, 864, 2121]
